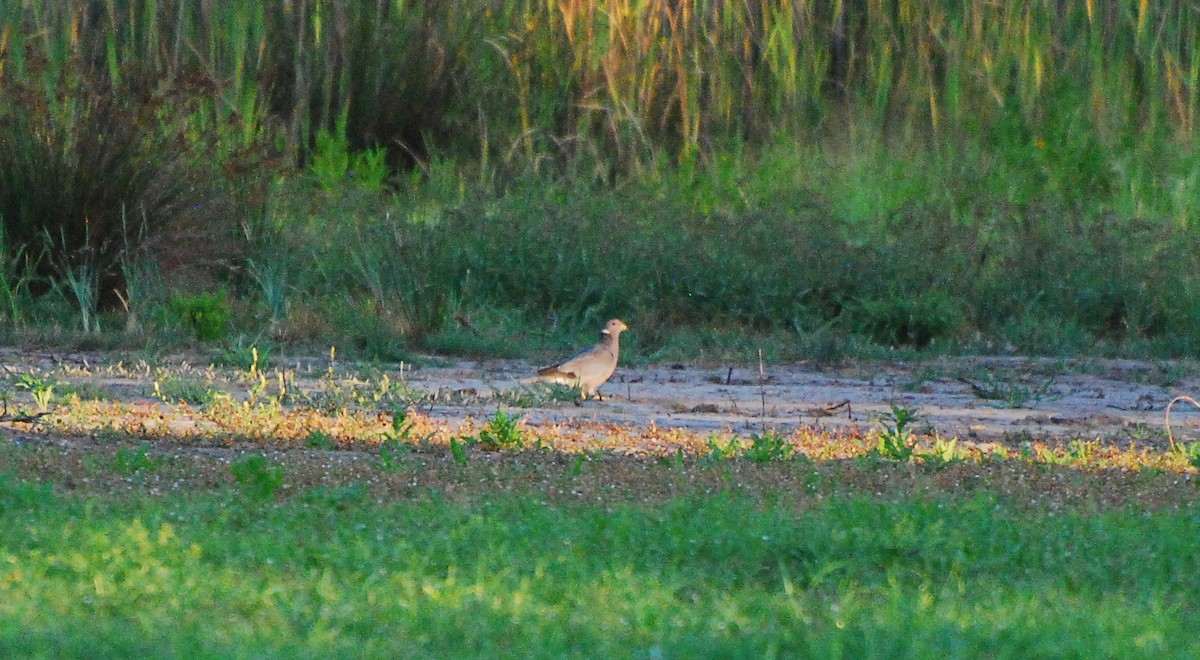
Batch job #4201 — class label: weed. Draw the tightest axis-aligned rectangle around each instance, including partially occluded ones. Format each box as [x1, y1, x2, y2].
[1064, 439, 1097, 466]
[56, 382, 117, 401]
[929, 438, 964, 464]
[449, 438, 469, 465]
[114, 444, 161, 476]
[229, 455, 285, 500]
[1174, 443, 1200, 471]
[153, 376, 216, 406]
[702, 436, 741, 464]
[305, 430, 336, 450]
[873, 406, 919, 461]
[14, 374, 56, 412]
[467, 410, 528, 451]
[378, 409, 433, 471]
[500, 383, 582, 408]
[742, 430, 795, 463]
[169, 292, 232, 342]
[218, 342, 273, 375]
[963, 372, 1056, 409]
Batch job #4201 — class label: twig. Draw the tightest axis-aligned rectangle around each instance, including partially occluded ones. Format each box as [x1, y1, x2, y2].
[758, 348, 767, 430]
[0, 400, 52, 424]
[1165, 395, 1200, 450]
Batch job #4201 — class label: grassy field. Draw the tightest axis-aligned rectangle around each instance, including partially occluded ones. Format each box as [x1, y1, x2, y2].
[3, 440, 1200, 657]
[0, 353, 1198, 655]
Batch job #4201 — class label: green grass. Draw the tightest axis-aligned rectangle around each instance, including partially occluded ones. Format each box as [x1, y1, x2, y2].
[2, 1, 1200, 359]
[1, 473, 1197, 657]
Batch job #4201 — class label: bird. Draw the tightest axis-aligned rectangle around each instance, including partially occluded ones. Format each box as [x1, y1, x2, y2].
[524, 319, 628, 400]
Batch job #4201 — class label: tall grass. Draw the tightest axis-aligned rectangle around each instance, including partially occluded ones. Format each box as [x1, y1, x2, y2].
[2, 1, 1200, 353]
[2, 1, 1195, 169]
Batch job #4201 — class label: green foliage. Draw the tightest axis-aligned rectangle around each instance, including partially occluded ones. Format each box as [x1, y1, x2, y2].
[467, 410, 529, 451]
[305, 430, 336, 450]
[449, 437, 469, 465]
[3, 482, 1200, 656]
[217, 342, 273, 374]
[929, 438, 964, 464]
[379, 409, 433, 470]
[851, 292, 964, 348]
[703, 436, 741, 463]
[963, 371, 1056, 409]
[14, 374, 56, 412]
[702, 431, 796, 463]
[0, 1, 1200, 357]
[169, 292, 232, 342]
[1174, 443, 1200, 471]
[152, 376, 217, 406]
[743, 431, 796, 463]
[873, 406, 919, 462]
[228, 455, 284, 499]
[113, 445, 161, 476]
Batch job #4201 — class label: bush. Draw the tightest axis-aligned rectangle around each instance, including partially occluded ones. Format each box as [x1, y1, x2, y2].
[169, 292, 232, 341]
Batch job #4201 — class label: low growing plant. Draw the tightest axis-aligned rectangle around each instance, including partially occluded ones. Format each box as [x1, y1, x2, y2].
[169, 291, 232, 341]
[229, 455, 285, 499]
[742, 430, 795, 462]
[14, 373, 56, 412]
[114, 444, 161, 475]
[873, 405, 919, 461]
[467, 409, 529, 451]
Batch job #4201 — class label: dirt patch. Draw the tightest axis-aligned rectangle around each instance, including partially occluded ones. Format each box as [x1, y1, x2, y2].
[5, 349, 1200, 449]
[390, 355, 1200, 448]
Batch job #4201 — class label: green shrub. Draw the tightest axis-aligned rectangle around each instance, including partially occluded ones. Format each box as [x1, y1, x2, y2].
[229, 455, 285, 500]
[169, 292, 232, 341]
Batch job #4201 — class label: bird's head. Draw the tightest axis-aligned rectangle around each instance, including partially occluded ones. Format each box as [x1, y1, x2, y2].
[602, 319, 628, 336]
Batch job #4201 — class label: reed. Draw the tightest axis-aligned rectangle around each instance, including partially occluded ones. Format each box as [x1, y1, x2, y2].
[2, 0, 1194, 169]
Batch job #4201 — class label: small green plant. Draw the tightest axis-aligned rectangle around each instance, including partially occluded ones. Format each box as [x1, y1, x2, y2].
[701, 436, 740, 464]
[311, 125, 352, 192]
[306, 430, 336, 450]
[873, 405, 919, 461]
[449, 437, 469, 465]
[14, 373, 56, 411]
[114, 444, 161, 475]
[963, 372, 1056, 409]
[169, 291, 232, 341]
[929, 437, 964, 464]
[350, 147, 390, 190]
[219, 342, 273, 375]
[1064, 439, 1096, 466]
[500, 383, 582, 407]
[153, 376, 217, 406]
[229, 455, 285, 499]
[378, 408, 432, 470]
[468, 409, 528, 451]
[742, 430, 795, 462]
[1174, 442, 1200, 471]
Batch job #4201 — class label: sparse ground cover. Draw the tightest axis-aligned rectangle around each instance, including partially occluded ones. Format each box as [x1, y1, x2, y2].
[3, 351, 1200, 655]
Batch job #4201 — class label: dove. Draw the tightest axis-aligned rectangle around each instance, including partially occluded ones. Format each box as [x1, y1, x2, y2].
[524, 319, 628, 400]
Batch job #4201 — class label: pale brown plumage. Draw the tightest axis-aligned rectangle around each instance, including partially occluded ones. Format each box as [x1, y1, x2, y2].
[525, 319, 628, 399]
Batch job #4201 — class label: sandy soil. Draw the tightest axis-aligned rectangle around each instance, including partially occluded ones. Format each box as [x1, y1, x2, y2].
[406, 356, 1200, 447]
[6, 349, 1200, 448]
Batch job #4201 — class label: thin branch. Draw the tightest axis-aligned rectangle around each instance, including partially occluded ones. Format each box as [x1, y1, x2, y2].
[1165, 395, 1200, 450]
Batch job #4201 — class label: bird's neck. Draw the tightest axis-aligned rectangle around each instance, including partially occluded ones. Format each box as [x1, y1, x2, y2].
[600, 332, 619, 353]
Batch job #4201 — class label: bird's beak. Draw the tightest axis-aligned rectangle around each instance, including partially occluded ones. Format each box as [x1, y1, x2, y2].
[620, 321, 629, 331]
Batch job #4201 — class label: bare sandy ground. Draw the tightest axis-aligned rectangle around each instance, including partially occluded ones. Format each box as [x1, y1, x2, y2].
[7, 349, 1200, 448]
[398, 356, 1200, 447]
